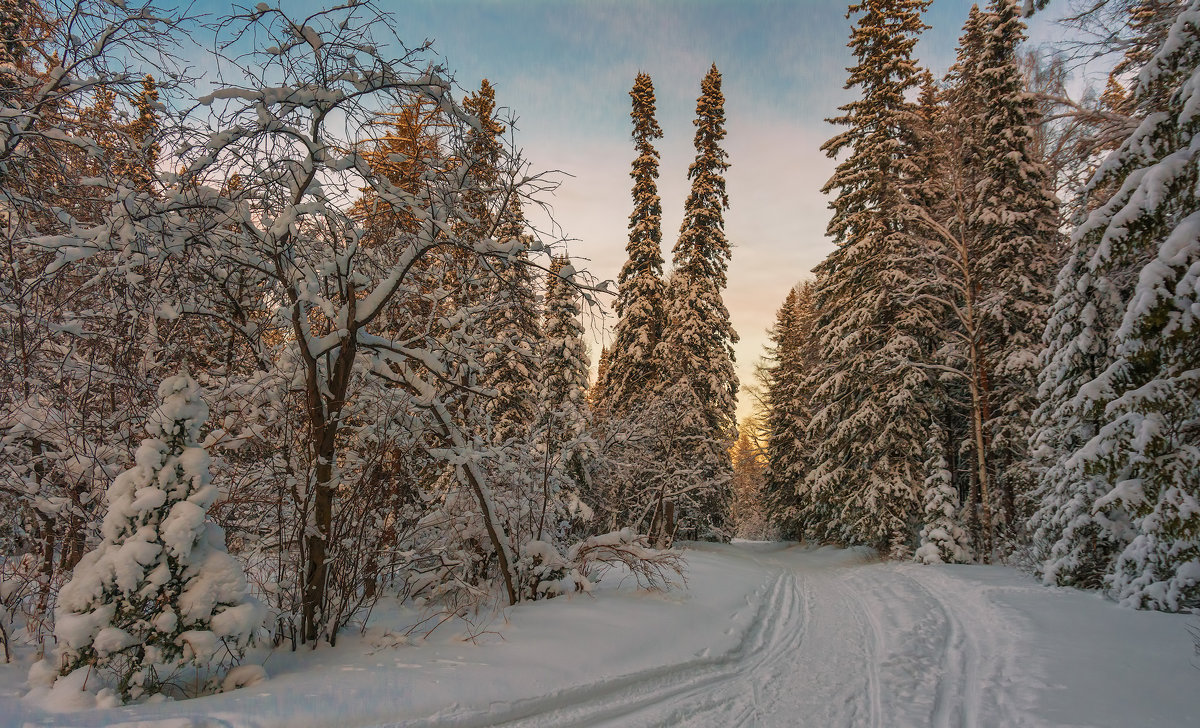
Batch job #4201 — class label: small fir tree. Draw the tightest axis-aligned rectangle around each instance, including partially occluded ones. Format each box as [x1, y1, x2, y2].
[48, 373, 260, 701]
[915, 429, 973, 564]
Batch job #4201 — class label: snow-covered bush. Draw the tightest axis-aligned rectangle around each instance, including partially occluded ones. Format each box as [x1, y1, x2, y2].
[521, 529, 685, 599]
[36, 373, 261, 701]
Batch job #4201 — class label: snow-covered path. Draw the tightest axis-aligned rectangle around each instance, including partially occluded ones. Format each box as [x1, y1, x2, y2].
[3, 543, 1196, 727]
[423, 545, 1036, 728]
[408, 544, 1195, 728]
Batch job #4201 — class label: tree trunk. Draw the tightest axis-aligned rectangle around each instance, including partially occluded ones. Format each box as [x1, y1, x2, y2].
[663, 499, 675, 547]
[301, 437, 336, 644]
[957, 229, 993, 563]
[969, 375, 994, 562]
[300, 333, 356, 643]
[648, 487, 665, 548]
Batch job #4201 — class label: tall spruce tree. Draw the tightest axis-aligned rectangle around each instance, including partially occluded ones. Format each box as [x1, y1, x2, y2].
[457, 80, 542, 444]
[905, 70, 979, 557]
[541, 255, 592, 489]
[803, 0, 933, 557]
[970, 0, 1060, 541]
[480, 194, 542, 444]
[763, 282, 818, 540]
[1032, 2, 1200, 611]
[657, 64, 738, 541]
[602, 72, 667, 413]
[927, 5, 993, 554]
[903, 2, 1059, 561]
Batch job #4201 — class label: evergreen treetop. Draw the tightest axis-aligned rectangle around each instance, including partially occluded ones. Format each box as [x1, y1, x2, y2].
[602, 72, 669, 411]
[674, 64, 731, 288]
[654, 64, 739, 541]
[621, 71, 665, 302]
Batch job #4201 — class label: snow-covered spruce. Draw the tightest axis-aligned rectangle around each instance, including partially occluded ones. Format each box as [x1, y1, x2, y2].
[1072, 4, 1200, 611]
[657, 64, 738, 542]
[540, 255, 593, 493]
[479, 195, 543, 446]
[968, 0, 1059, 541]
[762, 282, 818, 540]
[803, 0, 933, 557]
[1027, 192, 1132, 590]
[915, 430, 973, 565]
[1030, 2, 1200, 612]
[895, 1, 1057, 561]
[35, 374, 261, 701]
[601, 71, 668, 413]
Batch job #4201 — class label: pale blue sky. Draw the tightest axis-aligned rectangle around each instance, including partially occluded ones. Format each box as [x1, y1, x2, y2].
[193, 1, 1075, 417]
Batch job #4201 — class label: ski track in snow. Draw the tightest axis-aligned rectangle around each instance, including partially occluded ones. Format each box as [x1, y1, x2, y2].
[394, 546, 1038, 728]
[400, 566, 804, 728]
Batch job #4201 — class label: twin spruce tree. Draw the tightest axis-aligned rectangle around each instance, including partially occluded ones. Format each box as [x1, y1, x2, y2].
[597, 66, 738, 543]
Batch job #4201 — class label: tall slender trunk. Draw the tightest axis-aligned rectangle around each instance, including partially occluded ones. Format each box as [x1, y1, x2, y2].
[968, 375, 994, 561]
[301, 446, 335, 644]
[948, 200, 995, 563]
[300, 315, 358, 643]
[963, 276, 994, 562]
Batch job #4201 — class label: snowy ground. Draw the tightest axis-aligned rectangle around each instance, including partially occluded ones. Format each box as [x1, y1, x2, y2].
[2, 542, 1197, 727]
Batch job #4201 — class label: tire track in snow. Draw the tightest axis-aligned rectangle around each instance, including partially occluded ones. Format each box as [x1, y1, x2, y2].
[723, 569, 810, 728]
[838, 565, 970, 728]
[599, 568, 809, 727]
[729, 547, 879, 728]
[843, 575, 884, 728]
[840, 563, 1032, 728]
[499, 562, 811, 728]
[396, 568, 796, 728]
[898, 569, 981, 728]
[899, 566, 1034, 728]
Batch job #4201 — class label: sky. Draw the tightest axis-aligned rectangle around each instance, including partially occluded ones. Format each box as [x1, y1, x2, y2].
[199, 0, 1078, 422]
